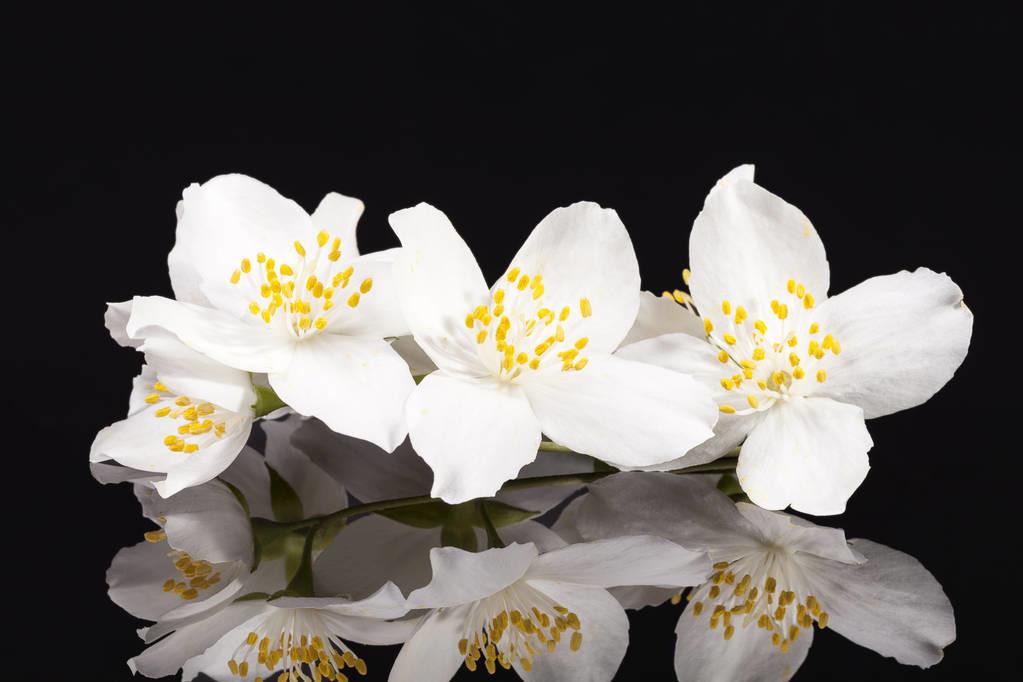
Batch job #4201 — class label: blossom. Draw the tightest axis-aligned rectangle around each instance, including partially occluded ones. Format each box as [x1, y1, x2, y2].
[617, 166, 973, 514]
[290, 417, 597, 599]
[563, 473, 955, 681]
[124, 174, 414, 451]
[388, 523, 709, 682]
[389, 201, 718, 503]
[90, 325, 257, 497]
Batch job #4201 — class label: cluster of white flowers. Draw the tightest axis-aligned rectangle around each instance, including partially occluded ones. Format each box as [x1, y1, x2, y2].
[94, 166, 972, 681]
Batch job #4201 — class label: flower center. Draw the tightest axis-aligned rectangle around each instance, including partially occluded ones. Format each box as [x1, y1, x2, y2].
[456, 582, 583, 674]
[227, 608, 368, 682]
[142, 379, 235, 455]
[465, 265, 593, 382]
[669, 273, 842, 414]
[143, 530, 223, 601]
[683, 556, 829, 653]
[228, 230, 372, 339]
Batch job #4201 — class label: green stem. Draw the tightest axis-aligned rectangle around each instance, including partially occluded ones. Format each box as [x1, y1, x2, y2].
[258, 458, 738, 533]
[478, 501, 506, 549]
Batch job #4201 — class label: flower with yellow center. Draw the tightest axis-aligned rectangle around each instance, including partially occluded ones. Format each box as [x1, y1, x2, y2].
[390, 201, 718, 503]
[123, 174, 414, 452]
[561, 473, 956, 682]
[618, 165, 972, 514]
[388, 527, 708, 682]
[91, 329, 255, 497]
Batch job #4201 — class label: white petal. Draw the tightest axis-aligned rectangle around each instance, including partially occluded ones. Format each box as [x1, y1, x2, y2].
[737, 396, 872, 515]
[309, 191, 365, 258]
[618, 291, 704, 347]
[814, 268, 972, 418]
[269, 334, 413, 452]
[322, 612, 420, 646]
[275, 582, 409, 620]
[261, 417, 346, 517]
[564, 473, 760, 557]
[137, 330, 256, 413]
[506, 201, 640, 352]
[168, 174, 316, 306]
[135, 478, 253, 565]
[217, 445, 274, 519]
[291, 417, 432, 502]
[389, 203, 490, 375]
[523, 354, 717, 469]
[526, 535, 710, 588]
[673, 603, 812, 682]
[616, 332, 760, 467]
[314, 514, 444, 599]
[407, 373, 541, 503]
[516, 581, 629, 682]
[107, 540, 209, 620]
[499, 520, 569, 553]
[389, 607, 470, 682]
[689, 166, 829, 323]
[407, 543, 538, 609]
[90, 406, 252, 498]
[127, 295, 294, 373]
[105, 299, 140, 347]
[800, 539, 955, 667]
[130, 602, 267, 679]
[327, 248, 410, 338]
[734, 503, 864, 565]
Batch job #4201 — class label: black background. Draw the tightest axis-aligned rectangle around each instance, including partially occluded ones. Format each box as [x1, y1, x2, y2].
[9, 4, 1012, 681]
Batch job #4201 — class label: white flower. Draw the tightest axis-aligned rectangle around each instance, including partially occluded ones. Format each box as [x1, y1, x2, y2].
[290, 418, 597, 599]
[129, 583, 411, 681]
[124, 174, 415, 451]
[104, 417, 348, 628]
[564, 473, 955, 681]
[389, 202, 718, 503]
[388, 524, 709, 682]
[90, 326, 256, 497]
[618, 166, 973, 514]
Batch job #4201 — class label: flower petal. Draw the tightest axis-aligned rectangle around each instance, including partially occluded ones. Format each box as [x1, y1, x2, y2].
[291, 417, 432, 502]
[800, 539, 955, 667]
[105, 299, 140, 348]
[737, 396, 872, 515]
[314, 514, 446, 599]
[619, 291, 704, 348]
[127, 295, 294, 374]
[389, 606, 470, 682]
[90, 405, 252, 498]
[516, 581, 629, 682]
[734, 503, 864, 565]
[107, 540, 213, 621]
[689, 165, 829, 323]
[261, 417, 347, 517]
[269, 334, 413, 452]
[497, 451, 595, 515]
[137, 330, 256, 414]
[616, 332, 760, 467]
[309, 191, 365, 258]
[130, 602, 267, 679]
[506, 201, 640, 352]
[406, 372, 542, 503]
[390, 203, 490, 376]
[814, 268, 972, 418]
[526, 535, 710, 589]
[407, 543, 538, 609]
[168, 174, 316, 306]
[327, 248, 410, 338]
[673, 602, 812, 682]
[564, 473, 760, 557]
[523, 354, 717, 469]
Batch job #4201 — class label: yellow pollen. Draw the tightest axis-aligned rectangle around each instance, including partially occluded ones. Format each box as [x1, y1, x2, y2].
[294, 241, 306, 257]
[359, 278, 373, 294]
[580, 298, 592, 318]
[718, 350, 729, 363]
[720, 378, 735, 391]
[721, 300, 731, 315]
[747, 394, 759, 409]
[786, 279, 795, 293]
[809, 322, 820, 334]
[719, 404, 736, 414]
[755, 320, 767, 335]
[803, 294, 814, 309]
[704, 318, 714, 334]
[347, 292, 360, 308]
[682, 268, 691, 285]
[793, 367, 806, 380]
[816, 370, 827, 382]
[507, 267, 521, 282]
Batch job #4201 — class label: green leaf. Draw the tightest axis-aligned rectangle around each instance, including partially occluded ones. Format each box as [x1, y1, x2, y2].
[220, 479, 251, 516]
[266, 464, 304, 522]
[252, 384, 287, 418]
[716, 473, 743, 497]
[234, 591, 271, 602]
[313, 515, 347, 551]
[283, 529, 316, 598]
